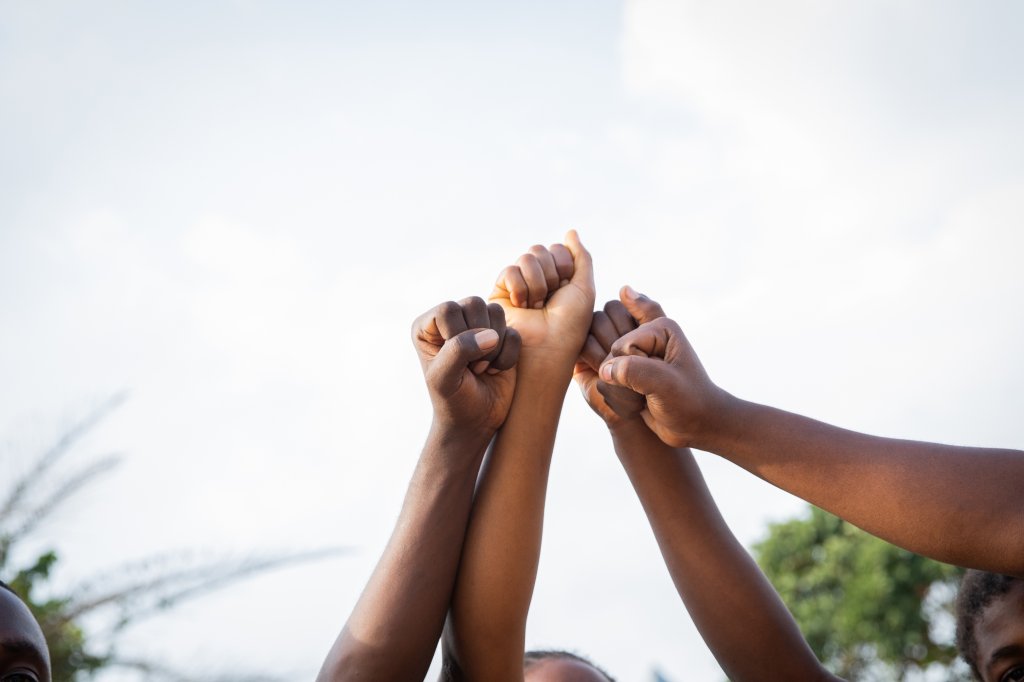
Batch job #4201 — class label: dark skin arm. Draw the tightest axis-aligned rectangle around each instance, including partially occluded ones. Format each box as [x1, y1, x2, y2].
[597, 289, 1024, 577]
[575, 290, 839, 682]
[317, 297, 521, 681]
[443, 233, 596, 681]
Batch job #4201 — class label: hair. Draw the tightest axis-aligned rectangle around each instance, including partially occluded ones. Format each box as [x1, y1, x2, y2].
[955, 570, 1020, 680]
[524, 649, 616, 682]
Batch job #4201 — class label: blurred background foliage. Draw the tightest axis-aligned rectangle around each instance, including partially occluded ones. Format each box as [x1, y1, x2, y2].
[754, 505, 970, 681]
[0, 396, 343, 682]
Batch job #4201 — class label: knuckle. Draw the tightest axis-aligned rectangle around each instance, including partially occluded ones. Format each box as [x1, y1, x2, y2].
[516, 253, 538, 269]
[438, 300, 460, 318]
[411, 311, 427, 334]
[604, 299, 627, 317]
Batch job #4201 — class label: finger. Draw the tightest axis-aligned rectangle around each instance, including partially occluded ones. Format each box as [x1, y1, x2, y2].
[516, 252, 548, 309]
[598, 354, 672, 396]
[429, 328, 500, 396]
[563, 229, 594, 291]
[619, 285, 666, 325]
[608, 318, 679, 361]
[580, 334, 607, 373]
[572, 360, 598, 399]
[460, 296, 490, 331]
[482, 302, 508, 365]
[435, 299, 470, 340]
[550, 243, 574, 286]
[528, 244, 560, 295]
[486, 302, 507, 331]
[495, 265, 529, 309]
[487, 326, 521, 373]
[411, 307, 444, 349]
[596, 380, 645, 416]
[458, 296, 493, 373]
[573, 359, 595, 381]
[590, 311, 620, 354]
[604, 299, 638, 338]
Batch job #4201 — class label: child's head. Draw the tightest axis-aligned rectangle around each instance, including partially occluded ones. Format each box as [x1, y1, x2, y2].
[956, 570, 1024, 681]
[523, 650, 615, 682]
[0, 580, 51, 682]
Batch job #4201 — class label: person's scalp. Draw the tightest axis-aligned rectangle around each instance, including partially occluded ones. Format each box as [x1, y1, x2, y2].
[956, 570, 1019, 679]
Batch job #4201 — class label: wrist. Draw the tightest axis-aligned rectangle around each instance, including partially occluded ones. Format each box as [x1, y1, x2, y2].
[608, 416, 650, 441]
[427, 420, 495, 462]
[517, 351, 577, 383]
[689, 387, 744, 452]
[609, 416, 679, 468]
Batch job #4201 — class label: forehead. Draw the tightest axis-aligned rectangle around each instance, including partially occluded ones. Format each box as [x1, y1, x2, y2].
[0, 589, 49, 658]
[525, 658, 609, 682]
[976, 580, 1024, 677]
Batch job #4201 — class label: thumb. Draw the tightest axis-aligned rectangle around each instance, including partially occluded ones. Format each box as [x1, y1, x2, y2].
[598, 355, 673, 398]
[619, 285, 666, 324]
[563, 229, 594, 293]
[428, 328, 500, 396]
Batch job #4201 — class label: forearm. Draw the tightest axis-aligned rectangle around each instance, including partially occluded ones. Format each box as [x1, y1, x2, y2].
[446, 359, 574, 679]
[318, 425, 492, 681]
[612, 420, 836, 682]
[698, 396, 1024, 575]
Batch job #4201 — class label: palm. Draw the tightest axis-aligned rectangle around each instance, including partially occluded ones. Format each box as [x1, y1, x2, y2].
[574, 362, 647, 427]
[492, 282, 593, 353]
[573, 364, 619, 424]
[453, 367, 517, 431]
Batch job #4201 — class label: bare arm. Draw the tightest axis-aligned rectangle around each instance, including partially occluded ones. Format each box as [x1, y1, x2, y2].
[443, 233, 595, 680]
[575, 291, 838, 682]
[318, 298, 521, 681]
[598, 290, 1024, 577]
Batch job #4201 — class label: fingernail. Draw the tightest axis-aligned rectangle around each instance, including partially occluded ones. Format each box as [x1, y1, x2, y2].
[471, 360, 490, 374]
[600, 361, 614, 381]
[623, 285, 639, 300]
[533, 301, 544, 309]
[475, 329, 499, 349]
[560, 279, 569, 287]
[486, 367, 500, 375]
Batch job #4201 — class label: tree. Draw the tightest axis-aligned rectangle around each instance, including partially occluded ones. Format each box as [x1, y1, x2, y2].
[1, 394, 344, 681]
[753, 505, 968, 681]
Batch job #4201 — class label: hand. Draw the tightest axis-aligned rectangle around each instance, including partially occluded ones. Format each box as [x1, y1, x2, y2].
[490, 230, 595, 366]
[598, 307, 725, 448]
[575, 286, 668, 427]
[412, 297, 522, 436]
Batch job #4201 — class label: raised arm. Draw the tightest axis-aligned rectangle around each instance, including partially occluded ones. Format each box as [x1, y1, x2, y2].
[317, 298, 521, 681]
[597, 290, 1024, 577]
[443, 232, 595, 681]
[574, 290, 839, 682]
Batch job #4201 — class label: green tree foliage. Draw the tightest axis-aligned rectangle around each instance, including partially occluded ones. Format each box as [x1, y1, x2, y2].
[753, 505, 965, 680]
[1, 395, 344, 681]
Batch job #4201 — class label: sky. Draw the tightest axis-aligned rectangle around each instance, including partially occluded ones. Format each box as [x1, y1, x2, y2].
[1, 1, 1023, 680]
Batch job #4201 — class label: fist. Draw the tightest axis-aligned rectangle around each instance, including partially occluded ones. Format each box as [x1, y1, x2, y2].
[574, 286, 666, 427]
[412, 297, 522, 435]
[490, 230, 596, 364]
[598, 307, 722, 448]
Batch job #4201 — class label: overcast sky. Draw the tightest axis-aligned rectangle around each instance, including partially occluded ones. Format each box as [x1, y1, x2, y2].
[2, 2, 1023, 680]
